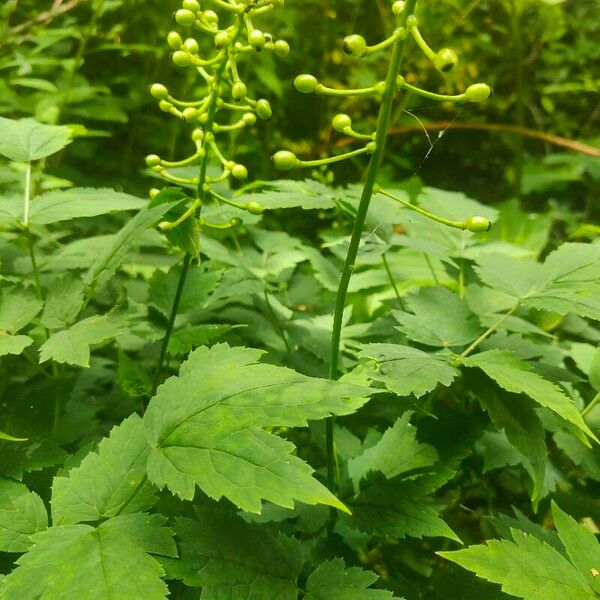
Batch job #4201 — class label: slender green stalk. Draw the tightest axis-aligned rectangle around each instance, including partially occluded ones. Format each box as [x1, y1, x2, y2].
[327, 0, 418, 496]
[582, 390, 600, 419]
[21, 163, 43, 300]
[152, 63, 227, 394]
[382, 252, 405, 308]
[152, 253, 192, 394]
[510, 0, 525, 197]
[460, 303, 518, 358]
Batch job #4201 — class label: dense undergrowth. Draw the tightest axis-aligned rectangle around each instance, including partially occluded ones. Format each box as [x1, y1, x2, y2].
[0, 0, 599, 599]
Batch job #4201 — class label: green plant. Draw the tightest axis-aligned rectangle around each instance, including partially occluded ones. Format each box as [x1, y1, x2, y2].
[274, 0, 491, 505]
[1, 2, 600, 599]
[146, 0, 289, 391]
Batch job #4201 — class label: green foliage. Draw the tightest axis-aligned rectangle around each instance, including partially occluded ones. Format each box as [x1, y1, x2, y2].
[0, 0, 599, 598]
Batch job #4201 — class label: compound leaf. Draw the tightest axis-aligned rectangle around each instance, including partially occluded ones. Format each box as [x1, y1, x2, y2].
[143, 343, 371, 513]
[0, 478, 47, 552]
[348, 412, 438, 484]
[305, 559, 394, 599]
[463, 350, 595, 440]
[52, 415, 156, 525]
[0, 513, 176, 600]
[393, 287, 481, 348]
[359, 343, 456, 398]
[27, 188, 147, 225]
[440, 528, 596, 600]
[0, 117, 73, 162]
[166, 509, 303, 598]
[552, 502, 600, 595]
[39, 314, 127, 367]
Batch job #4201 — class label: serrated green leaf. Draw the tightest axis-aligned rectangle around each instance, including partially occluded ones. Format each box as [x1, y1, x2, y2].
[348, 412, 438, 484]
[0, 286, 43, 333]
[168, 324, 241, 356]
[27, 188, 147, 224]
[0, 332, 33, 357]
[359, 343, 456, 398]
[440, 528, 596, 600]
[305, 559, 394, 599]
[474, 244, 600, 320]
[147, 264, 223, 316]
[346, 471, 460, 541]
[477, 385, 547, 504]
[165, 509, 303, 598]
[39, 314, 127, 367]
[51, 415, 156, 525]
[85, 201, 180, 289]
[243, 179, 338, 210]
[552, 502, 600, 595]
[393, 287, 481, 348]
[463, 350, 595, 440]
[0, 478, 47, 552]
[0, 117, 73, 162]
[143, 343, 370, 513]
[40, 275, 85, 330]
[0, 513, 175, 600]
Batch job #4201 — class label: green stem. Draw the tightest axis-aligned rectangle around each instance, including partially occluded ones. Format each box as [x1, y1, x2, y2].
[152, 253, 191, 395]
[460, 303, 519, 358]
[327, 0, 418, 500]
[382, 252, 405, 309]
[22, 163, 43, 300]
[582, 390, 600, 419]
[510, 0, 525, 197]
[151, 62, 227, 396]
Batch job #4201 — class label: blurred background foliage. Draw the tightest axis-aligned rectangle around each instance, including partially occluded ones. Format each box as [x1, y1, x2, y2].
[0, 0, 598, 219]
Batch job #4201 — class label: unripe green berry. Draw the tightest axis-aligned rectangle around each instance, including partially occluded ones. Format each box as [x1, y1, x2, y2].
[183, 107, 198, 121]
[332, 114, 352, 132]
[175, 9, 196, 27]
[464, 216, 491, 232]
[214, 31, 233, 48]
[434, 48, 459, 73]
[172, 51, 191, 67]
[183, 38, 199, 54]
[272, 150, 299, 170]
[465, 83, 491, 102]
[203, 10, 218, 24]
[167, 31, 183, 50]
[232, 82, 248, 101]
[374, 81, 386, 95]
[182, 0, 200, 11]
[145, 154, 161, 167]
[343, 34, 367, 57]
[159, 100, 173, 112]
[245, 201, 264, 215]
[149, 188, 160, 199]
[293, 74, 318, 94]
[230, 217, 243, 228]
[151, 165, 164, 173]
[248, 29, 266, 49]
[392, 1, 405, 15]
[274, 40, 290, 57]
[150, 83, 169, 100]
[242, 112, 257, 126]
[256, 99, 272, 120]
[192, 128, 204, 142]
[232, 164, 248, 180]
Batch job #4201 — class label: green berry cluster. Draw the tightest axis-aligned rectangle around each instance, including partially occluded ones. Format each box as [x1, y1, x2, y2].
[272, 1, 491, 233]
[273, 3, 491, 171]
[147, 0, 289, 230]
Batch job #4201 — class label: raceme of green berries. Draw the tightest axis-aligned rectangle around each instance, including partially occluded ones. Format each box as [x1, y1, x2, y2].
[147, 0, 287, 231]
[274, 3, 492, 233]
